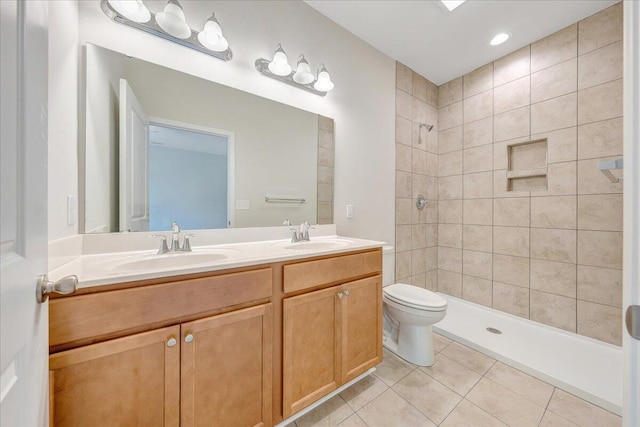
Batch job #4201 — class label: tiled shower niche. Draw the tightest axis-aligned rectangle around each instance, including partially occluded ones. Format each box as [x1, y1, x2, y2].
[506, 139, 548, 191]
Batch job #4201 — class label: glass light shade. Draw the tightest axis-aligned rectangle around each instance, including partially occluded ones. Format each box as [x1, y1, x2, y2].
[107, 0, 151, 23]
[313, 65, 334, 92]
[268, 44, 292, 76]
[293, 55, 314, 85]
[155, 0, 191, 39]
[197, 13, 228, 51]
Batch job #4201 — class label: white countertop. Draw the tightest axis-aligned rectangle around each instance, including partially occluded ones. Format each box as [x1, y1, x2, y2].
[49, 235, 385, 289]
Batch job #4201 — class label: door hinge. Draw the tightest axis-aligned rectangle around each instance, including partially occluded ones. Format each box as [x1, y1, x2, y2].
[626, 305, 640, 340]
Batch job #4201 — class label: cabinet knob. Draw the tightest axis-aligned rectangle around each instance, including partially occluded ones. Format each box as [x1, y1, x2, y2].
[344, 290, 350, 297]
[167, 337, 177, 347]
[184, 333, 194, 343]
[337, 292, 344, 299]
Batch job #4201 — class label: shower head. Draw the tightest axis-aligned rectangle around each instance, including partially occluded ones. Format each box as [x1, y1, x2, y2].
[419, 123, 434, 132]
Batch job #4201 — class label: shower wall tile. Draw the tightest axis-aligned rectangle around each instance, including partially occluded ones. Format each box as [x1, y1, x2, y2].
[439, 126, 463, 153]
[463, 63, 493, 98]
[577, 265, 622, 308]
[412, 224, 428, 249]
[531, 127, 577, 164]
[530, 196, 577, 229]
[530, 24, 577, 73]
[530, 58, 577, 104]
[577, 117, 623, 160]
[494, 46, 530, 87]
[438, 224, 462, 249]
[463, 250, 492, 280]
[494, 76, 530, 115]
[396, 225, 412, 252]
[577, 157, 624, 195]
[396, 251, 412, 281]
[439, 102, 464, 130]
[494, 226, 530, 258]
[396, 116, 412, 145]
[438, 270, 463, 298]
[577, 194, 623, 231]
[463, 145, 493, 174]
[577, 79, 623, 125]
[530, 93, 577, 135]
[439, 77, 463, 108]
[412, 98, 427, 124]
[578, 2, 623, 55]
[493, 106, 530, 142]
[462, 225, 492, 253]
[530, 290, 577, 332]
[412, 248, 428, 274]
[396, 171, 412, 198]
[577, 300, 622, 345]
[464, 90, 494, 123]
[396, 143, 412, 172]
[577, 230, 622, 269]
[396, 88, 413, 120]
[438, 151, 463, 177]
[463, 199, 493, 225]
[530, 228, 577, 263]
[464, 117, 493, 148]
[493, 282, 530, 318]
[493, 198, 530, 227]
[463, 276, 493, 307]
[493, 254, 530, 288]
[412, 72, 427, 101]
[435, 4, 622, 345]
[426, 80, 439, 107]
[397, 62, 413, 92]
[530, 259, 576, 298]
[578, 41, 623, 90]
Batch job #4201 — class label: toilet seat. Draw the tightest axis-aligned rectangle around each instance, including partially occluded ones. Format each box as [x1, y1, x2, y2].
[383, 284, 447, 311]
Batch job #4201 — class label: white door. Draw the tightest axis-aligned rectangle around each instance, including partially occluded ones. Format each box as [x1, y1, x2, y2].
[623, 1, 640, 425]
[0, 1, 50, 425]
[119, 78, 149, 232]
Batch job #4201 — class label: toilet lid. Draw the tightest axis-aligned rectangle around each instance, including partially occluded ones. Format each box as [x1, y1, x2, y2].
[383, 284, 447, 311]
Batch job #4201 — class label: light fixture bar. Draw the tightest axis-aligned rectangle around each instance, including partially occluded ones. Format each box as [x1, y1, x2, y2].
[255, 58, 328, 97]
[101, 0, 232, 61]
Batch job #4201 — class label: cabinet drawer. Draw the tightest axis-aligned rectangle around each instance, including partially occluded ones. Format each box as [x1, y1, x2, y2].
[50, 268, 272, 349]
[283, 249, 381, 294]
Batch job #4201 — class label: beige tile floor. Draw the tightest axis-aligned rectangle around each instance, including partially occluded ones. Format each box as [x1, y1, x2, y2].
[289, 333, 621, 427]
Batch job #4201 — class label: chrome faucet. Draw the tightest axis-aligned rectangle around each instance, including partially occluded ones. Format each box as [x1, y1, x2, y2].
[288, 221, 312, 243]
[171, 221, 181, 251]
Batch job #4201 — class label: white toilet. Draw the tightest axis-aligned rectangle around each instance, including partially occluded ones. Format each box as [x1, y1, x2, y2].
[382, 248, 447, 366]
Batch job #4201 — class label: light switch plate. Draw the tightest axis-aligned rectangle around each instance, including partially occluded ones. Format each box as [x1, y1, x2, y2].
[236, 200, 250, 210]
[67, 195, 78, 225]
[346, 205, 354, 219]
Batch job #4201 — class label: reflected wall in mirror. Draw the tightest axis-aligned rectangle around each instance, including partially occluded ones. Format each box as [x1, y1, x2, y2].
[83, 44, 334, 233]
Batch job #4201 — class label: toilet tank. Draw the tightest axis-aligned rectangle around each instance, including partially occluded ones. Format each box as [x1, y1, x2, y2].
[382, 246, 395, 287]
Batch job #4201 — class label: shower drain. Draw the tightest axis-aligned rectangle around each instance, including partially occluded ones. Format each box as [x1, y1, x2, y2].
[486, 327, 502, 334]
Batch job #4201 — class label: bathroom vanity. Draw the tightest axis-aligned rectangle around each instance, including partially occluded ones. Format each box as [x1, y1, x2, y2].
[47, 237, 383, 426]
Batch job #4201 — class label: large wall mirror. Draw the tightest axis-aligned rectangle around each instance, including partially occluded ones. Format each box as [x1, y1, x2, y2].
[82, 44, 335, 234]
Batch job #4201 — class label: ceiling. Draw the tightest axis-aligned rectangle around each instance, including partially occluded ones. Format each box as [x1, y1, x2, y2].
[304, 0, 618, 85]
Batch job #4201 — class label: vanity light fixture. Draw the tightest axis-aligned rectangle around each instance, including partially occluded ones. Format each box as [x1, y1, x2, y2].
[101, 0, 233, 61]
[106, 0, 150, 23]
[255, 45, 334, 96]
[490, 32, 510, 46]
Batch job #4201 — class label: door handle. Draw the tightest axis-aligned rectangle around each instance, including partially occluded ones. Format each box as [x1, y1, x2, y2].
[36, 274, 78, 303]
[626, 305, 640, 340]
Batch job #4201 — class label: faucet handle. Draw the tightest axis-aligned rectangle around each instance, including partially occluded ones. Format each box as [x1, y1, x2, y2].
[149, 234, 170, 254]
[171, 221, 180, 233]
[182, 234, 196, 252]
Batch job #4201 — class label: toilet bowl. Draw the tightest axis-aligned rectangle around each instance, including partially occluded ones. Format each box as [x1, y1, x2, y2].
[382, 283, 447, 366]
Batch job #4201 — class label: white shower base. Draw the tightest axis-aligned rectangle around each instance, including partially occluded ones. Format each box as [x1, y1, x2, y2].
[433, 294, 622, 415]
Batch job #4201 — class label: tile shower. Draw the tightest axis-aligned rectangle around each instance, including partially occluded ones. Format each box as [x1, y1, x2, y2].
[395, 3, 624, 346]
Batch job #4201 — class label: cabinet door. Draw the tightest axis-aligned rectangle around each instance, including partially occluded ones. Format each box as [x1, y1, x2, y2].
[341, 275, 383, 382]
[181, 304, 273, 427]
[49, 325, 180, 427]
[282, 286, 342, 418]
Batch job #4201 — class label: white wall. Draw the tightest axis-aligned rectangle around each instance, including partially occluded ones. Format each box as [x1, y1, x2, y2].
[50, 0, 396, 245]
[48, 0, 79, 240]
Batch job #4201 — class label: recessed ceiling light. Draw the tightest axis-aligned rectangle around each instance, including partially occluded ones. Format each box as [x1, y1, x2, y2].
[490, 33, 510, 46]
[440, 0, 466, 12]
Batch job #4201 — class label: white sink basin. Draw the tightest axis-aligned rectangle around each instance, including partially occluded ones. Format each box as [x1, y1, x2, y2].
[274, 238, 353, 251]
[103, 250, 239, 273]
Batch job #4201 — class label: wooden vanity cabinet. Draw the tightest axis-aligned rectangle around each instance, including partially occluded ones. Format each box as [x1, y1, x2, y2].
[281, 250, 382, 419]
[50, 304, 272, 427]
